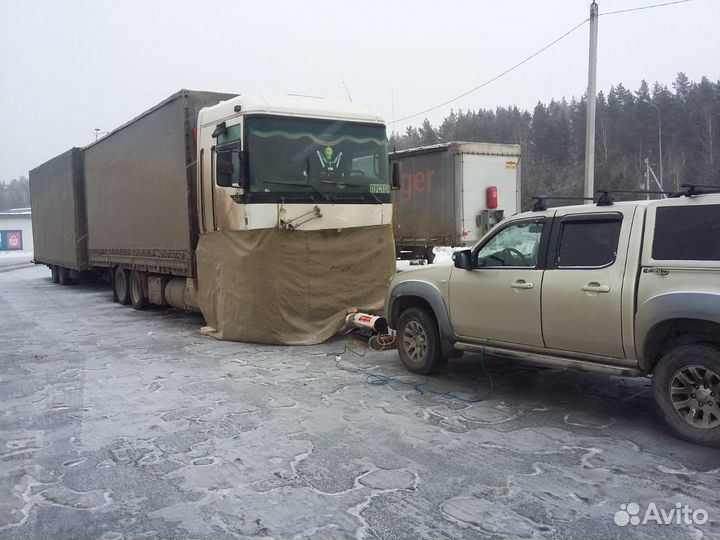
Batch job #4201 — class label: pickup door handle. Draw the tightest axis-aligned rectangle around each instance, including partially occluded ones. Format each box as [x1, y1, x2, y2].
[510, 280, 534, 290]
[582, 282, 610, 293]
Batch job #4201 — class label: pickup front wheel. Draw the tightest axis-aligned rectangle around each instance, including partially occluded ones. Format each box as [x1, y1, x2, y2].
[397, 307, 446, 375]
[652, 344, 720, 448]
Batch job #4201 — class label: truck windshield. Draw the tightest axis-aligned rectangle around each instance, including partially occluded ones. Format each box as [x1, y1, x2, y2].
[246, 116, 391, 202]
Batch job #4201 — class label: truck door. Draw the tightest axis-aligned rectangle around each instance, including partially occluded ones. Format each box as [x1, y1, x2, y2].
[448, 216, 550, 347]
[541, 207, 636, 358]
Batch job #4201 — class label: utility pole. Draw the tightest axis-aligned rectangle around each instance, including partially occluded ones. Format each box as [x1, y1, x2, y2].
[584, 1, 599, 200]
[649, 102, 663, 188]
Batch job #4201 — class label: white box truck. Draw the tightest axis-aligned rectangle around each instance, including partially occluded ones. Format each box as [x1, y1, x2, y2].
[390, 142, 521, 263]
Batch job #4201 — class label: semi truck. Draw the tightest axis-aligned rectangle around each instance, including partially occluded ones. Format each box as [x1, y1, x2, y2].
[390, 142, 521, 263]
[29, 90, 397, 345]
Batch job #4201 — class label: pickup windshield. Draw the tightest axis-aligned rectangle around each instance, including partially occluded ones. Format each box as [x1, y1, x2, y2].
[246, 116, 391, 202]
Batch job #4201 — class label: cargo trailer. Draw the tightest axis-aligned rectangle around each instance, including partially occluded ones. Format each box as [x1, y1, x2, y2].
[29, 148, 88, 284]
[390, 142, 521, 263]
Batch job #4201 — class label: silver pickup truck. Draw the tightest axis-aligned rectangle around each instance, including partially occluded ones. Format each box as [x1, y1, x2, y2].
[386, 190, 720, 446]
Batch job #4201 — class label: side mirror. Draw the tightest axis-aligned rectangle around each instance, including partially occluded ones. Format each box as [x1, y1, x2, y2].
[453, 249, 473, 270]
[391, 161, 401, 191]
[215, 147, 246, 188]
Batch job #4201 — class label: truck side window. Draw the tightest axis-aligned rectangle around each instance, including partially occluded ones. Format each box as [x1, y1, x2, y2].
[652, 205, 720, 261]
[215, 143, 242, 187]
[556, 218, 621, 268]
[475, 220, 544, 268]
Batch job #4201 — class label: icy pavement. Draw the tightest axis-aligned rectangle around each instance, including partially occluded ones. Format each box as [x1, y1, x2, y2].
[0, 266, 718, 539]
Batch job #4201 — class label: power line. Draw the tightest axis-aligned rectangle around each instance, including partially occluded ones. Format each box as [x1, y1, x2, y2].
[390, 0, 693, 127]
[600, 0, 692, 17]
[389, 17, 589, 125]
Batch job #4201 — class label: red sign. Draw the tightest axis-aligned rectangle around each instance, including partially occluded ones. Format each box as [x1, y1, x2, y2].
[7, 232, 21, 249]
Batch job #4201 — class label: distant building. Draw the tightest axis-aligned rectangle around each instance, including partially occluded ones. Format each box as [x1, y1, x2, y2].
[0, 208, 32, 252]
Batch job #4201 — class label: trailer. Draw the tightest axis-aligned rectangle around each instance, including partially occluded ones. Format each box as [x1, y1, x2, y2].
[390, 142, 521, 263]
[83, 90, 233, 278]
[29, 90, 396, 345]
[29, 148, 88, 284]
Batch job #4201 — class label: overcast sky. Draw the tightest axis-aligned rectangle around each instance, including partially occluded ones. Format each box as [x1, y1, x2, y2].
[1, 0, 718, 182]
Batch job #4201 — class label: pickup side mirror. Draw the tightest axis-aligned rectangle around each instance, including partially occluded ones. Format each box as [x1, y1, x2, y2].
[453, 249, 473, 270]
[390, 161, 401, 191]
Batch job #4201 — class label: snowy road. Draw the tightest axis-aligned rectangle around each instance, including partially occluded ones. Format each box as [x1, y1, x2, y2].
[1, 266, 718, 539]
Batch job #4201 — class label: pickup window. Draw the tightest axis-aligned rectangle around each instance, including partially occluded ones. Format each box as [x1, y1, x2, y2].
[652, 205, 720, 261]
[475, 219, 544, 268]
[555, 216, 622, 268]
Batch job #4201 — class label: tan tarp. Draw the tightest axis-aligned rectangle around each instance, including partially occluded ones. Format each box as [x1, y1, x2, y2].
[196, 224, 396, 345]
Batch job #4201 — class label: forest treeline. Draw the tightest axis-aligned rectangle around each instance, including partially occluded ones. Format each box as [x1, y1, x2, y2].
[0, 177, 30, 211]
[390, 73, 719, 206]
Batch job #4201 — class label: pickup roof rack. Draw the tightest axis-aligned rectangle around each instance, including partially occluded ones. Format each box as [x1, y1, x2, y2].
[530, 184, 720, 212]
[531, 196, 594, 212]
[530, 191, 615, 211]
[669, 183, 720, 198]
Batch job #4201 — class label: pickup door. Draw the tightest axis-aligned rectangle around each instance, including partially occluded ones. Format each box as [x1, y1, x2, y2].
[541, 207, 637, 358]
[448, 216, 550, 347]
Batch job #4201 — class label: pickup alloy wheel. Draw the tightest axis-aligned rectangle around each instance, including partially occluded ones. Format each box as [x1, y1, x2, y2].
[653, 344, 720, 447]
[397, 307, 445, 375]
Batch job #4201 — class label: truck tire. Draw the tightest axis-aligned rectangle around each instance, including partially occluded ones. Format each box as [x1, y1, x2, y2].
[51, 265, 59, 283]
[114, 267, 131, 305]
[652, 344, 720, 448]
[397, 307, 446, 375]
[129, 270, 148, 310]
[425, 247, 436, 265]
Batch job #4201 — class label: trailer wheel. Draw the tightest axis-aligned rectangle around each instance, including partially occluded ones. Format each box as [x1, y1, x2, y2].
[51, 265, 59, 283]
[58, 266, 72, 286]
[425, 247, 436, 265]
[129, 270, 148, 310]
[114, 267, 131, 305]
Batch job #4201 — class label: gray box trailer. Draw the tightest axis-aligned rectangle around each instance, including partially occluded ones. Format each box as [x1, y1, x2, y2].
[390, 142, 521, 262]
[29, 147, 88, 282]
[84, 90, 235, 276]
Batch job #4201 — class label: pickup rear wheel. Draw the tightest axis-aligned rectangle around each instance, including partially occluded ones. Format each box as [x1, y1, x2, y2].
[397, 307, 446, 375]
[114, 267, 131, 305]
[652, 344, 720, 448]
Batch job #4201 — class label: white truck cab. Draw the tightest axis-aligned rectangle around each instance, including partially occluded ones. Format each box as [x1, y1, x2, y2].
[196, 94, 395, 234]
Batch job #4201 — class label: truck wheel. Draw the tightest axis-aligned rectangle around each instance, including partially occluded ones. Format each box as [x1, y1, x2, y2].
[51, 265, 59, 283]
[114, 267, 131, 305]
[425, 248, 436, 265]
[129, 270, 148, 310]
[652, 344, 720, 448]
[397, 307, 446, 375]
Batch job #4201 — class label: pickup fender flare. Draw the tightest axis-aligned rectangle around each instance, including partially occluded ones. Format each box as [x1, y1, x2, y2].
[635, 291, 720, 370]
[387, 280, 456, 344]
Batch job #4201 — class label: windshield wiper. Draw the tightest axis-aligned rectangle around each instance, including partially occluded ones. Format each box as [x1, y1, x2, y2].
[262, 180, 330, 201]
